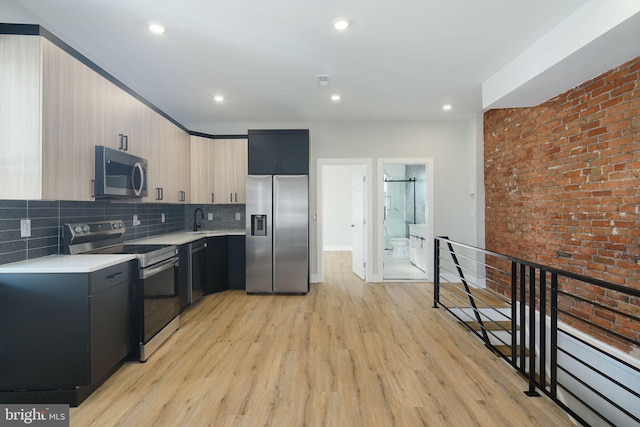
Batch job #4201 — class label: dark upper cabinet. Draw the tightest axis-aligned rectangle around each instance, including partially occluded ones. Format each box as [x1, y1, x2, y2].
[247, 132, 279, 175]
[248, 129, 309, 175]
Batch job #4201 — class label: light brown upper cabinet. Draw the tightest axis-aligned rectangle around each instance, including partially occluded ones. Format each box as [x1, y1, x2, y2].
[146, 113, 191, 204]
[0, 33, 190, 202]
[214, 138, 247, 204]
[0, 35, 94, 200]
[189, 135, 216, 204]
[190, 136, 247, 204]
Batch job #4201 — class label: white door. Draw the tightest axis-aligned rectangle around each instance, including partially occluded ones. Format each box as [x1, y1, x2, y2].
[351, 165, 366, 280]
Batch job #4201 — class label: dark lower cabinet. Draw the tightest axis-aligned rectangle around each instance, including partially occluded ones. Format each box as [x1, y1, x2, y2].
[228, 235, 246, 290]
[204, 236, 228, 293]
[202, 235, 246, 293]
[178, 244, 190, 312]
[0, 261, 134, 406]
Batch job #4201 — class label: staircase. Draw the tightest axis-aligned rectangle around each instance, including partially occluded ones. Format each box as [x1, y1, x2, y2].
[437, 281, 546, 392]
[434, 236, 640, 426]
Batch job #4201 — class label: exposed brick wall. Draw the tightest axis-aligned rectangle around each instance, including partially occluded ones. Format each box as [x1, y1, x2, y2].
[483, 56, 640, 353]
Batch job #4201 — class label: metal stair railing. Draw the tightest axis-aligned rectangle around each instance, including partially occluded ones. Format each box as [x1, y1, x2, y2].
[437, 236, 491, 347]
[433, 236, 640, 427]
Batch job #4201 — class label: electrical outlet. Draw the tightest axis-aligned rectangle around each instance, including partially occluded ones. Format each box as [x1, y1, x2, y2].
[20, 219, 31, 238]
[133, 215, 139, 226]
[207, 213, 213, 221]
[235, 212, 241, 221]
[161, 213, 166, 223]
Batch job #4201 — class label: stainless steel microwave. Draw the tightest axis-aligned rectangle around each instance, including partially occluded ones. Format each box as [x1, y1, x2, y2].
[94, 145, 148, 198]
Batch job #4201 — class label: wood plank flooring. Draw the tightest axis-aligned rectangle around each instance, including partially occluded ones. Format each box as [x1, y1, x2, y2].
[70, 251, 572, 426]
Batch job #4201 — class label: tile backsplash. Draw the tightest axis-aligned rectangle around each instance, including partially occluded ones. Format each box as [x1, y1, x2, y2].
[186, 203, 246, 232]
[0, 200, 245, 266]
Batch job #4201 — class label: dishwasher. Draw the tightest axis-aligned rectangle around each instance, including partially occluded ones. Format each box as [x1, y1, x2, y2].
[189, 239, 207, 304]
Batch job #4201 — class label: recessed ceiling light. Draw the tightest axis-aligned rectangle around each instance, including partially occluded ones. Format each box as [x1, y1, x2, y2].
[147, 23, 166, 34]
[442, 104, 452, 111]
[214, 95, 224, 102]
[332, 18, 350, 30]
[331, 94, 341, 101]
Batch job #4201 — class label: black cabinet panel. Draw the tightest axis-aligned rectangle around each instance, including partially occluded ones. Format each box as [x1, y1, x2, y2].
[247, 133, 278, 175]
[0, 260, 133, 397]
[177, 244, 190, 312]
[228, 235, 246, 290]
[90, 281, 130, 382]
[0, 273, 89, 390]
[278, 132, 309, 174]
[248, 129, 309, 174]
[205, 236, 228, 293]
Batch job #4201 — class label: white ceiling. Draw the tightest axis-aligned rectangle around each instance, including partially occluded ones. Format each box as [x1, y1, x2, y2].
[6, 0, 633, 131]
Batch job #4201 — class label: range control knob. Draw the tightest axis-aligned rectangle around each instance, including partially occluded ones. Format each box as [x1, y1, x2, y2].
[83, 225, 90, 232]
[74, 226, 83, 233]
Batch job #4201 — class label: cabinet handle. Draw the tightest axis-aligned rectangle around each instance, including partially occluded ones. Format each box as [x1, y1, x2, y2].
[234, 192, 238, 202]
[230, 192, 233, 203]
[211, 193, 215, 203]
[124, 135, 129, 151]
[179, 191, 186, 202]
[156, 187, 163, 200]
[118, 134, 124, 150]
[107, 272, 124, 280]
[91, 179, 95, 198]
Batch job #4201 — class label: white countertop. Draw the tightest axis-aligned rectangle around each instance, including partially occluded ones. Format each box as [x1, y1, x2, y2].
[131, 230, 245, 246]
[0, 230, 245, 273]
[0, 254, 136, 274]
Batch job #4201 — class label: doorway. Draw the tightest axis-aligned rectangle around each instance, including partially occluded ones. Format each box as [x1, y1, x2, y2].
[317, 159, 372, 283]
[378, 158, 434, 281]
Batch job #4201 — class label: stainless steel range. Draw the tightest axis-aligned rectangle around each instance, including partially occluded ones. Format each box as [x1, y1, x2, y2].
[62, 220, 180, 361]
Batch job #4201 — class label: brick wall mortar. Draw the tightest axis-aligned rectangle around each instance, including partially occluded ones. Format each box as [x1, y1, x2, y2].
[484, 56, 640, 353]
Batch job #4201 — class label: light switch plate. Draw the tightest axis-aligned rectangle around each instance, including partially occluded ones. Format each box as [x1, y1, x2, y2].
[207, 213, 213, 220]
[161, 213, 166, 223]
[20, 219, 31, 237]
[235, 212, 241, 221]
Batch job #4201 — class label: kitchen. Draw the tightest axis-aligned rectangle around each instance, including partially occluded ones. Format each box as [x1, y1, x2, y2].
[0, 80, 310, 405]
[0, 17, 313, 402]
[0, 15, 462, 415]
[1, 0, 637, 425]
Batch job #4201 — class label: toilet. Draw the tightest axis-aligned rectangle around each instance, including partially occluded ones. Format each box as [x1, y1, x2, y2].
[389, 238, 409, 258]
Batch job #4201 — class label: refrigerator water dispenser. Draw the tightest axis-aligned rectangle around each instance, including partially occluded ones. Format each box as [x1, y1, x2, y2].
[251, 215, 267, 236]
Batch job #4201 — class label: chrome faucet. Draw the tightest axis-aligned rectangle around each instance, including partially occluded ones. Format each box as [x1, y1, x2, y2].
[193, 208, 205, 232]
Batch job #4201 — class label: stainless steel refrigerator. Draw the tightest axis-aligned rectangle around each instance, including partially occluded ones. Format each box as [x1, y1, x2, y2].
[246, 175, 309, 294]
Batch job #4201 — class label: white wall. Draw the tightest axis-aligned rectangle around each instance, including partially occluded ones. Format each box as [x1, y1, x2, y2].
[188, 120, 480, 281]
[322, 165, 352, 250]
[0, 1, 41, 22]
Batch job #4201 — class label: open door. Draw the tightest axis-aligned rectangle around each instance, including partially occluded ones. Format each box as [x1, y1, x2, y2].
[351, 165, 366, 280]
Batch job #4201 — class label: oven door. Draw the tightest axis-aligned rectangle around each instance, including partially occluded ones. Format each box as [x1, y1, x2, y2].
[140, 256, 179, 345]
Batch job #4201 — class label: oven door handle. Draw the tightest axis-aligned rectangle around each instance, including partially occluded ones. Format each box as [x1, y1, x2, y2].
[141, 257, 179, 280]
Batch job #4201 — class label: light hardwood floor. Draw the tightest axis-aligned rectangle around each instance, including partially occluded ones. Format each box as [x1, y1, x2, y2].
[70, 252, 572, 426]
